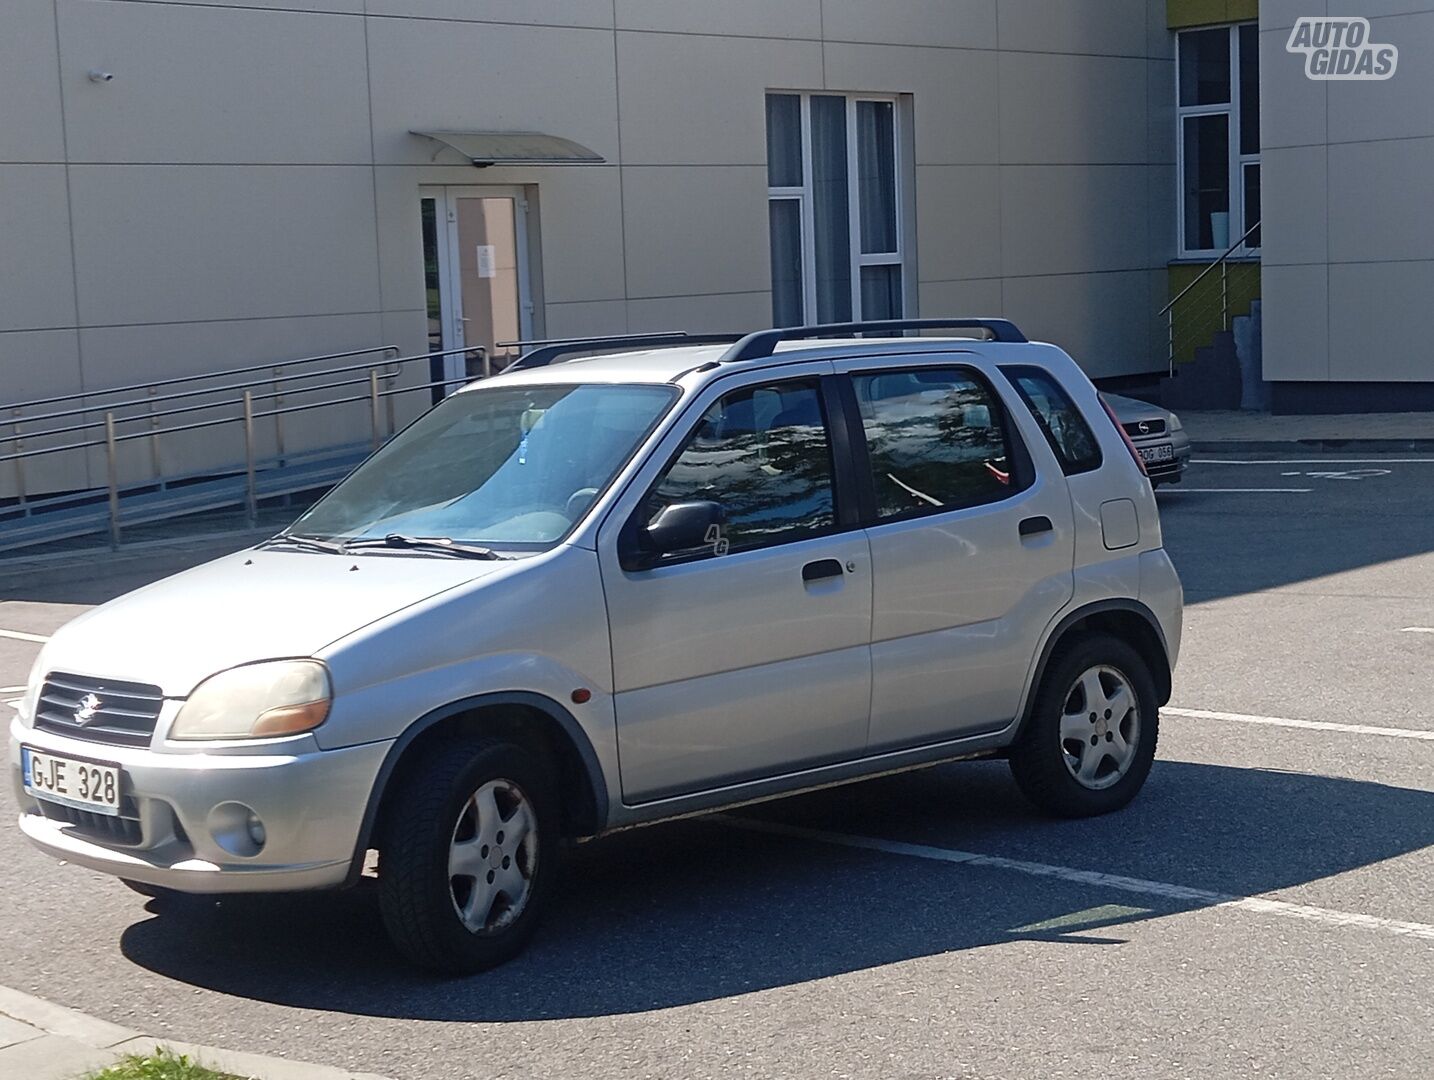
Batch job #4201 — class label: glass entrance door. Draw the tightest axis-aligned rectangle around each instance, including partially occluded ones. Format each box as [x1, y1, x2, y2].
[421, 187, 533, 391]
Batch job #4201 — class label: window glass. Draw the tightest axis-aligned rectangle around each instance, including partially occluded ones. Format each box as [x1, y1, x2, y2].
[856, 100, 898, 254]
[1239, 24, 1260, 155]
[853, 369, 1019, 520]
[765, 94, 803, 188]
[769, 199, 805, 327]
[292, 384, 674, 547]
[859, 264, 902, 320]
[642, 382, 836, 560]
[1179, 27, 1231, 106]
[1242, 162, 1261, 248]
[811, 95, 852, 322]
[1183, 113, 1230, 250]
[1002, 366, 1102, 475]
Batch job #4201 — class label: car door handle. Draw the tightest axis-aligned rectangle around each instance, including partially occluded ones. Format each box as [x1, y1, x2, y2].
[1018, 516, 1054, 538]
[801, 558, 845, 583]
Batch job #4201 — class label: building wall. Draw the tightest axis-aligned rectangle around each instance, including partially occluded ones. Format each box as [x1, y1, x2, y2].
[1260, 0, 1434, 404]
[2, 0, 1175, 494]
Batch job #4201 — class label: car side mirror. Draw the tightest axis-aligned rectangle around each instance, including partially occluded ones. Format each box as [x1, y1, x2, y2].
[621, 500, 725, 570]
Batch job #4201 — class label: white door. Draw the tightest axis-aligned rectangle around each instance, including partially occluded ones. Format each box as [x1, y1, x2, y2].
[422, 187, 533, 388]
[597, 366, 873, 804]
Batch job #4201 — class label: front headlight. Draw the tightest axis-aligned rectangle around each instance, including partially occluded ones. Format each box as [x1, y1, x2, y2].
[170, 659, 331, 741]
[1167, 412, 1184, 432]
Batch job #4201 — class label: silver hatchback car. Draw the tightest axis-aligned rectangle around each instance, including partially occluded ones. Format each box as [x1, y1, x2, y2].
[11, 319, 1182, 973]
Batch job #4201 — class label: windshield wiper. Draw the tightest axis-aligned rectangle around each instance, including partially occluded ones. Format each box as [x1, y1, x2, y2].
[262, 533, 347, 554]
[342, 534, 510, 560]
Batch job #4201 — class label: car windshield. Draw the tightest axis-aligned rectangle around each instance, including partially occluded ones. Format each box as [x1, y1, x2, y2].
[288, 382, 675, 548]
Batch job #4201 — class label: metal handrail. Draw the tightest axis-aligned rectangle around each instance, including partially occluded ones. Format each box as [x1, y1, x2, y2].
[1, 342, 495, 550]
[1159, 221, 1261, 318]
[3, 344, 401, 413]
[1160, 221, 1261, 375]
[9, 352, 424, 431]
[2, 344, 486, 459]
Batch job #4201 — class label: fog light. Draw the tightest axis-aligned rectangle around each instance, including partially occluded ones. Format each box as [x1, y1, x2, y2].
[207, 801, 266, 858]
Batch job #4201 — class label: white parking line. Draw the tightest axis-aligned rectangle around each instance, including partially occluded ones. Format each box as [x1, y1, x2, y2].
[720, 817, 1434, 943]
[0, 686, 25, 694]
[1164, 706, 1434, 741]
[0, 628, 49, 643]
[1193, 458, 1434, 465]
[1158, 487, 1312, 494]
[1400, 627, 1434, 634]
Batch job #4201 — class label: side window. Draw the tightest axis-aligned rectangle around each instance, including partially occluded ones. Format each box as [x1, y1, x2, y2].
[852, 368, 1023, 521]
[1002, 365, 1103, 475]
[640, 380, 837, 561]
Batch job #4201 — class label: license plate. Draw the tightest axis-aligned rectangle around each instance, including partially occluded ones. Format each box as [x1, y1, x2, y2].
[1139, 443, 1174, 464]
[21, 746, 122, 816]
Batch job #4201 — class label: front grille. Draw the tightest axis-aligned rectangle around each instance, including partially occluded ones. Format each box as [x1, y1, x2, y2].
[1122, 417, 1167, 438]
[34, 672, 164, 747]
[37, 798, 143, 846]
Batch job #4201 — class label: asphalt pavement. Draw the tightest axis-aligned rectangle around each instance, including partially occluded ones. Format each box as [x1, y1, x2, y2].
[0, 453, 1430, 1079]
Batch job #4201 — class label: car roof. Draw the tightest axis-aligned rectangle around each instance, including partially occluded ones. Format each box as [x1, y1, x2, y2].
[461, 336, 1061, 391]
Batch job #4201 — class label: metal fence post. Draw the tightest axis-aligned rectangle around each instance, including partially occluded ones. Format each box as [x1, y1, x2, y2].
[1167, 309, 1175, 376]
[146, 385, 163, 486]
[9, 411, 26, 508]
[271, 366, 286, 465]
[1221, 261, 1229, 331]
[243, 390, 257, 527]
[369, 371, 382, 451]
[105, 412, 121, 550]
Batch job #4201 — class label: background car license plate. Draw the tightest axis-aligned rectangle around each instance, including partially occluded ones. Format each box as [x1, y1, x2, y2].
[21, 747, 122, 815]
[1139, 444, 1174, 464]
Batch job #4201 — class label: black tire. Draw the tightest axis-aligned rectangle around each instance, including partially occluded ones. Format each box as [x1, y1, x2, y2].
[377, 736, 559, 974]
[1009, 632, 1159, 818]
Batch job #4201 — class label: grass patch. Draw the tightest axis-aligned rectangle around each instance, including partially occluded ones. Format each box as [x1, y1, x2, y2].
[80, 1046, 248, 1080]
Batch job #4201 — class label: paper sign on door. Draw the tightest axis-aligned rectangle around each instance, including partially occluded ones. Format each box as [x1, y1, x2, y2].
[476, 244, 496, 279]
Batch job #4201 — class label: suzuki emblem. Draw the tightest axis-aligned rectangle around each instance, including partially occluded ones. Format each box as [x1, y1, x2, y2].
[74, 693, 102, 725]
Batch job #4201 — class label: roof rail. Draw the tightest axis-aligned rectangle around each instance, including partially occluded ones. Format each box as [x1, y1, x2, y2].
[719, 318, 1027, 363]
[506, 332, 744, 371]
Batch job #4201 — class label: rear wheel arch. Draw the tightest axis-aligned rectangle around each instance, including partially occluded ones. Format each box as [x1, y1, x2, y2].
[1018, 600, 1172, 738]
[347, 692, 609, 886]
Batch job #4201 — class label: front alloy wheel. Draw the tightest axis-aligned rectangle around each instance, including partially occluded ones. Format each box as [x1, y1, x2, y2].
[447, 779, 539, 934]
[379, 737, 557, 973]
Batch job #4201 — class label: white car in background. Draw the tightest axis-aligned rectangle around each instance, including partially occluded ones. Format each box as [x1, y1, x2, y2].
[1102, 393, 1191, 487]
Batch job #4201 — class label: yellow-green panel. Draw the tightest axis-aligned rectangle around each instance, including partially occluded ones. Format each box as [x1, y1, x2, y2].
[1167, 0, 1256, 30]
[1227, 0, 1259, 22]
[1166, 262, 1261, 366]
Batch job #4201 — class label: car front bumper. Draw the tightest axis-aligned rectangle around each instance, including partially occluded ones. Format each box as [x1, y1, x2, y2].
[10, 716, 389, 893]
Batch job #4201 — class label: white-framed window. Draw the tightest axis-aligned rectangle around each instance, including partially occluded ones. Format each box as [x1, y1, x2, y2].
[1176, 23, 1260, 258]
[766, 92, 908, 326]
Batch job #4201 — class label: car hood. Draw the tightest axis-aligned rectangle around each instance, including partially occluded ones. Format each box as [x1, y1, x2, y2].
[36, 548, 503, 697]
[1102, 392, 1172, 426]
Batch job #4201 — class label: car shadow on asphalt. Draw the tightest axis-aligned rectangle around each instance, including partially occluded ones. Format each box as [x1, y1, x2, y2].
[116, 759, 1434, 1021]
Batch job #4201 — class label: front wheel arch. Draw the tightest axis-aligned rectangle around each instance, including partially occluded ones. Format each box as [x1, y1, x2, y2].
[345, 692, 609, 887]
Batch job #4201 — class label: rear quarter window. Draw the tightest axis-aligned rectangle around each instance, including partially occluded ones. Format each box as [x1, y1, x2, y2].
[1001, 365, 1103, 475]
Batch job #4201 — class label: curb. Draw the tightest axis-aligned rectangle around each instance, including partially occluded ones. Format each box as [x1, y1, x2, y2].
[1191, 438, 1434, 454]
[0, 985, 392, 1080]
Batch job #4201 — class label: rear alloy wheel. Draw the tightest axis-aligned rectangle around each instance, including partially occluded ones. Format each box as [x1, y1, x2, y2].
[378, 737, 558, 973]
[1009, 633, 1159, 817]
